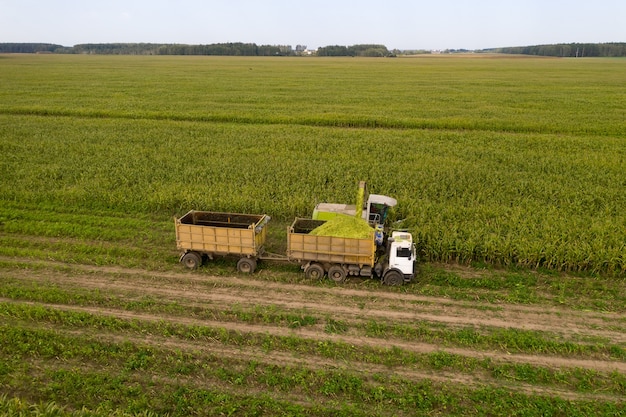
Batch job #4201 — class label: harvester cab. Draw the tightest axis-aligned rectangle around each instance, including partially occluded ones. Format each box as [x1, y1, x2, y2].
[312, 181, 397, 230]
[364, 194, 397, 227]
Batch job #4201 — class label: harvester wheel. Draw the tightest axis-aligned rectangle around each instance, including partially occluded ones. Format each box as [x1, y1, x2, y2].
[237, 257, 257, 274]
[181, 252, 202, 270]
[328, 265, 346, 283]
[383, 270, 403, 286]
[305, 263, 325, 280]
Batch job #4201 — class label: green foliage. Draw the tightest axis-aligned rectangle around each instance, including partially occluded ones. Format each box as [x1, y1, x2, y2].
[309, 214, 373, 239]
[1, 319, 624, 415]
[71, 42, 286, 56]
[1, 55, 624, 275]
[324, 317, 349, 334]
[0, 43, 65, 53]
[317, 44, 392, 57]
[0, 394, 161, 416]
[490, 42, 626, 57]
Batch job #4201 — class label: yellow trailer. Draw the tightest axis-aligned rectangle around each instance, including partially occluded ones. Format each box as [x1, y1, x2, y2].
[287, 218, 376, 282]
[175, 211, 415, 285]
[175, 210, 270, 273]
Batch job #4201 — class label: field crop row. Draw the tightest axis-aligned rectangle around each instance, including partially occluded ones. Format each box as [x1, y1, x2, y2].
[0, 54, 625, 414]
[1, 55, 625, 273]
[2, 270, 624, 360]
[0, 259, 624, 415]
[1, 114, 624, 274]
[1, 55, 624, 136]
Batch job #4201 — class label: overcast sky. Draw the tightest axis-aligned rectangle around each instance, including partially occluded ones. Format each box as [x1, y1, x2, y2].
[1, 0, 624, 50]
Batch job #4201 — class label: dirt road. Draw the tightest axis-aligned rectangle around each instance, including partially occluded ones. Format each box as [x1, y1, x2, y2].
[3, 257, 625, 405]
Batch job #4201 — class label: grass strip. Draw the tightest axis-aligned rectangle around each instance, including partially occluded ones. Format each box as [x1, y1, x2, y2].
[1, 326, 624, 416]
[1, 304, 624, 396]
[0, 276, 624, 360]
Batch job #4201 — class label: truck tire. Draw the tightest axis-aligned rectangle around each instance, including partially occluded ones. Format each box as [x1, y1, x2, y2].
[328, 265, 346, 283]
[305, 263, 325, 280]
[237, 257, 257, 274]
[181, 252, 202, 270]
[383, 270, 403, 286]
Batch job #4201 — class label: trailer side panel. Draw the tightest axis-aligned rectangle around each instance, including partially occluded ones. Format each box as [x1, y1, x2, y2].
[175, 211, 267, 257]
[287, 218, 375, 267]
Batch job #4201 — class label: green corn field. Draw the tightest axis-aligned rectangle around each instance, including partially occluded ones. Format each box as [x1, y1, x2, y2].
[0, 54, 625, 275]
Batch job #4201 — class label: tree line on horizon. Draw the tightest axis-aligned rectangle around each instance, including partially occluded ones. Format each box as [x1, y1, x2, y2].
[0, 42, 394, 57]
[1, 42, 625, 57]
[487, 42, 626, 57]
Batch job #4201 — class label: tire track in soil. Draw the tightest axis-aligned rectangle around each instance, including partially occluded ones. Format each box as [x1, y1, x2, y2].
[2, 295, 625, 375]
[26, 320, 622, 404]
[3, 257, 626, 403]
[5, 258, 625, 346]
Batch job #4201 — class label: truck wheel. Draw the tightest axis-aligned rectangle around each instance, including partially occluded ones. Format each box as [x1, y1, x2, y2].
[328, 265, 346, 283]
[383, 270, 403, 286]
[237, 258, 257, 274]
[305, 263, 325, 280]
[181, 252, 202, 270]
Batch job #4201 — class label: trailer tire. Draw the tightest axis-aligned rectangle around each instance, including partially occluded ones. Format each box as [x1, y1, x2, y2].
[383, 270, 403, 286]
[237, 257, 257, 274]
[181, 252, 202, 270]
[328, 265, 346, 283]
[305, 263, 325, 280]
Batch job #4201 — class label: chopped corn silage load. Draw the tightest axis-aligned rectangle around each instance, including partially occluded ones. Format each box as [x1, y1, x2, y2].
[309, 214, 373, 239]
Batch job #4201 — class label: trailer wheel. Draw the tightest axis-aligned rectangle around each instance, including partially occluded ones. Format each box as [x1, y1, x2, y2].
[237, 257, 257, 274]
[383, 270, 403, 286]
[305, 263, 325, 280]
[181, 252, 202, 270]
[328, 265, 346, 283]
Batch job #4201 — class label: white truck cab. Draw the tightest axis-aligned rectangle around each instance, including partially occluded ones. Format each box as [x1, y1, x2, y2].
[385, 231, 416, 284]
